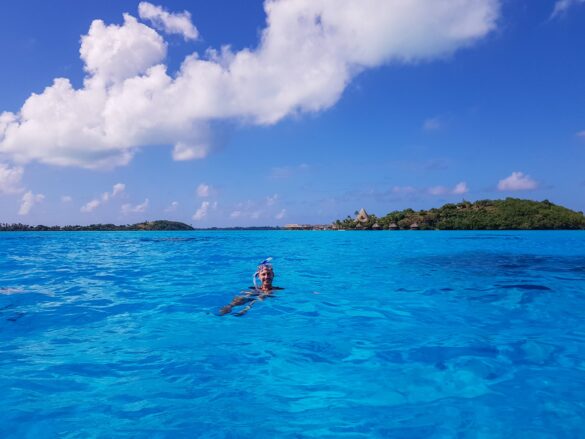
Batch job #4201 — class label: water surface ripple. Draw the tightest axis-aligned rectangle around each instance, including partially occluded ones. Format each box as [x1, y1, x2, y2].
[1, 231, 585, 438]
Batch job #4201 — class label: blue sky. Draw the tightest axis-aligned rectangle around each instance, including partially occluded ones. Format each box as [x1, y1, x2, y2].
[0, 0, 584, 226]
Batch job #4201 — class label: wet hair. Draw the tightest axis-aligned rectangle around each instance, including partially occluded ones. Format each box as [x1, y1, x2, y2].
[257, 264, 274, 274]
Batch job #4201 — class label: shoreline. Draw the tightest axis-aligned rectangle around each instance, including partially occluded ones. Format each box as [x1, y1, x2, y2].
[1, 228, 584, 232]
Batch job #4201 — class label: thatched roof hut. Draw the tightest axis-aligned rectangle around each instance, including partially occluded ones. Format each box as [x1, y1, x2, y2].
[410, 222, 419, 230]
[355, 208, 369, 223]
[372, 223, 381, 229]
[389, 223, 398, 230]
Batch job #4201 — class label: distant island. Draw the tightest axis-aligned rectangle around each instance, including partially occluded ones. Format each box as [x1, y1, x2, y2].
[332, 198, 585, 230]
[0, 220, 194, 232]
[2, 199, 584, 232]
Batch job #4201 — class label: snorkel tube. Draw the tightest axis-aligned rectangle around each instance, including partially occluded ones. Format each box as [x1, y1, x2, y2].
[253, 257, 273, 290]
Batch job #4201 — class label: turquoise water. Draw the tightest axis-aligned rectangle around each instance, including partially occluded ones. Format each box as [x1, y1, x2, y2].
[1, 230, 585, 438]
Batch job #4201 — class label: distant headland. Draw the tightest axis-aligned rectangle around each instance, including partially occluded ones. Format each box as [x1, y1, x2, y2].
[332, 198, 585, 231]
[0, 220, 194, 232]
[1, 199, 584, 231]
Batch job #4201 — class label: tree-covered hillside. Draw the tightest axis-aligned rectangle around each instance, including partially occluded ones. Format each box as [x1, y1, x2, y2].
[334, 199, 585, 230]
[0, 220, 194, 231]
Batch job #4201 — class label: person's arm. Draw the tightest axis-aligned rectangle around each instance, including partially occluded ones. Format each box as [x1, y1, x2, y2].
[219, 295, 246, 315]
[233, 299, 257, 316]
[234, 290, 276, 315]
[219, 291, 258, 315]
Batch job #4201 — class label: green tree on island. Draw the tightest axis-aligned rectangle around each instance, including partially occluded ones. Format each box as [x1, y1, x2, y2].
[334, 198, 585, 230]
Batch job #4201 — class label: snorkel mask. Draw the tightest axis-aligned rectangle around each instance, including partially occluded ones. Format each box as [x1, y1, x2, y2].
[253, 257, 273, 290]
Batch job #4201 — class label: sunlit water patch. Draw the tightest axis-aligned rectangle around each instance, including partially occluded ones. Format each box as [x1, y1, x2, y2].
[1, 231, 585, 438]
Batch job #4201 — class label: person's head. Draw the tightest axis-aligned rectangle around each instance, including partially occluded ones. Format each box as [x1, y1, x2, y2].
[256, 264, 274, 288]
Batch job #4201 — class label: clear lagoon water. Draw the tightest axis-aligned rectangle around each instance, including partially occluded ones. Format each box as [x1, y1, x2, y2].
[1, 230, 585, 438]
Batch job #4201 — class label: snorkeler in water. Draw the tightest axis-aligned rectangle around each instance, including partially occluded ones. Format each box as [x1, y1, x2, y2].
[219, 258, 283, 316]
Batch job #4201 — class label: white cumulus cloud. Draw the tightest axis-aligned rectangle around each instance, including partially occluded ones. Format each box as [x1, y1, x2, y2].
[81, 14, 167, 84]
[497, 172, 537, 191]
[230, 200, 263, 220]
[81, 199, 101, 213]
[551, 0, 585, 18]
[428, 186, 448, 196]
[121, 198, 149, 214]
[112, 183, 126, 197]
[0, 163, 24, 194]
[61, 195, 73, 203]
[0, 0, 499, 169]
[18, 191, 44, 215]
[429, 182, 469, 195]
[193, 200, 217, 220]
[266, 194, 279, 206]
[138, 2, 199, 41]
[81, 183, 126, 212]
[165, 200, 179, 212]
[196, 183, 211, 197]
[452, 181, 469, 194]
